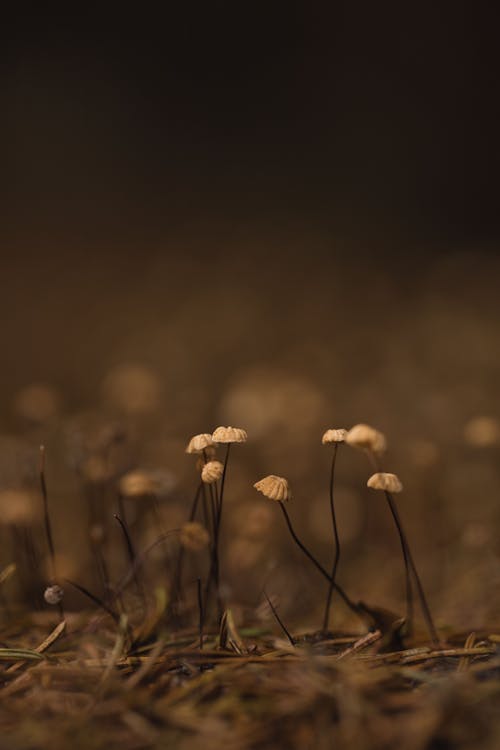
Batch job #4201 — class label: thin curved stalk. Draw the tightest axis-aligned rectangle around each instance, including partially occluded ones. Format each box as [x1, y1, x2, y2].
[211, 443, 231, 617]
[170, 482, 203, 614]
[367, 449, 438, 645]
[263, 589, 295, 646]
[39, 446, 64, 621]
[114, 514, 146, 607]
[278, 502, 363, 622]
[366, 450, 413, 632]
[383, 491, 414, 633]
[384, 491, 439, 646]
[322, 443, 341, 632]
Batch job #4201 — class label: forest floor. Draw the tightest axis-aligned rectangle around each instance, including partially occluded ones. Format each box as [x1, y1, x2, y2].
[2, 610, 500, 750]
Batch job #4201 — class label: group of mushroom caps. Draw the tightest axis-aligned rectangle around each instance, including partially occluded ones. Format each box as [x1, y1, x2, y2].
[187, 422, 399, 499]
[186, 423, 440, 645]
[254, 424, 402, 500]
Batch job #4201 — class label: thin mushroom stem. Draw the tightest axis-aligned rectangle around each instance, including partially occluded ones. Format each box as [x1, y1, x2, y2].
[322, 443, 341, 632]
[115, 530, 179, 597]
[197, 578, 204, 650]
[263, 589, 295, 646]
[367, 449, 438, 646]
[202, 448, 219, 585]
[366, 450, 413, 633]
[170, 482, 203, 616]
[39, 446, 64, 621]
[382, 491, 414, 634]
[384, 490, 439, 646]
[39, 446, 56, 581]
[278, 502, 363, 621]
[210, 443, 231, 618]
[114, 514, 146, 608]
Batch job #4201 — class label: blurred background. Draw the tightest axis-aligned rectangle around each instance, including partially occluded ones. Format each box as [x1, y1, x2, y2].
[1, 5, 499, 630]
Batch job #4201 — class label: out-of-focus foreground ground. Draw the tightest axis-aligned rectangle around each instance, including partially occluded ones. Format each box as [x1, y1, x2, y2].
[1, 234, 499, 631]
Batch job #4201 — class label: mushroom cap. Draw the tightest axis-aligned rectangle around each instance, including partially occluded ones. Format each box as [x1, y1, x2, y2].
[186, 433, 215, 454]
[367, 472, 403, 493]
[346, 424, 387, 454]
[44, 584, 64, 605]
[201, 460, 224, 484]
[118, 470, 159, 498]
[254, 475, 291, 502]
[212, 426, 248, 444]
[322, 428, 348, 444]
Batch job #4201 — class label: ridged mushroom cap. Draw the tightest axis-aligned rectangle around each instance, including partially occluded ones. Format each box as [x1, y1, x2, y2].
[367, 472, 403, 493]
[212, 426, 248, 444]
[322, 428, 348, 444]
[201, 460, 224, 484]
[254, 475, 291, 502]
[186, 433, 215, 454]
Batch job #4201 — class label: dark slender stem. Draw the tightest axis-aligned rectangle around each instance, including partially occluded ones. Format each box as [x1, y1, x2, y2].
[66, 578, 120, 624]
[188, 483, 203, 523]
[39, 446, 64, 620]
[382, 492, 414, 633]
[263, 589, 295, 646]
[278, 502, 362, 619]
[171, 483, 203, 614]
[367, 450, 413, 631]
[204, 484, 219, 599]
[367, 448, 438, 645]
[201, 484, 210, 531]
[115, 530, 178, 596]
[114, 514, 146, 605]
[323, 443, 341, 632]
[384, 491, 439, 646]
[117, 492, 127, 527]
[197, 578, 204, 650]
[92, 542, 111, 597]
[39, 446, 56, 581]
[210, 443, 230, 619]
[218, 444, 231, 519]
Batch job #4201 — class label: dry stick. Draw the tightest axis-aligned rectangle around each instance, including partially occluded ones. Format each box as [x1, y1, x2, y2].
[277, 502, 364, 624]
[323, 442, 341, 632]
[263, 589, 295, 646]
[336, 629, 382, 660]
[39, 446, 64, 621]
